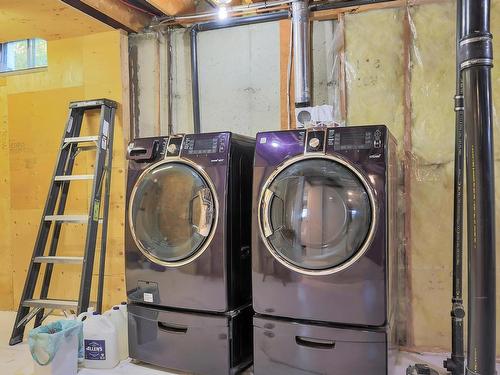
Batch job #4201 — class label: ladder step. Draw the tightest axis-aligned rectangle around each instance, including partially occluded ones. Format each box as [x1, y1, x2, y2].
[63, 136, 99, 144]
[34, 256, 84, 264]
[55, 174, 94, 181]
[44, 215, 103, 224]
[69, 99, 117, 109]
[23, 299, 78, 310]
[45, 215, 88, 223]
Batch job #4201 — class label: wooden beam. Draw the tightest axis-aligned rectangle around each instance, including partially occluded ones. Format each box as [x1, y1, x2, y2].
[62, 0, 151, 32]
[402, 4, 415, 348]
[145, 0, 195, 16]
[279, 19, 296, 130]
[311, 0, 447, 21]
[338, 13, 347, 123]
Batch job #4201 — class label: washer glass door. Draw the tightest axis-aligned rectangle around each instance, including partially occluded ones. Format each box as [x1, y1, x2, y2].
[130, 161, 216, 265]
[261, 157, 373, 272]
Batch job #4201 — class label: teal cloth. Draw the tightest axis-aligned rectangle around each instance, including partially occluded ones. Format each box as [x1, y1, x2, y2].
[28, 320, 83, 366]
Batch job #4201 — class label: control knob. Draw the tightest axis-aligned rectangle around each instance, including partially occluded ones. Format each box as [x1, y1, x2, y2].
[309, 137, 320, 149]
[167, 143, 178, 154]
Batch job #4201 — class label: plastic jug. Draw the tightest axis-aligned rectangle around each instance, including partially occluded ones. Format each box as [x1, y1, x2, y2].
[116, 301, 127, 321]
[79, 312, 119, 369]
[104, 306, 128, 360]
[116, 302, 129, 357]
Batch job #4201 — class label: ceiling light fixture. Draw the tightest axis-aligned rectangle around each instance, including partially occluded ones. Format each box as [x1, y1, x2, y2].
[218, 6, 228, 20]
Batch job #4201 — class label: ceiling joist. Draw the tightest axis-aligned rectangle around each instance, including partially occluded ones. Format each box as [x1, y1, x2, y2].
[144, 0, 196, 16]
[61, 0, 152, 33]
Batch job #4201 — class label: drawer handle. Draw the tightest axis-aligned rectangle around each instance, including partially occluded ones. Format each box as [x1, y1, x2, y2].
[129, 147, 148, 156]
[158, 322, 188, 334]
[295, 336, 335, 350]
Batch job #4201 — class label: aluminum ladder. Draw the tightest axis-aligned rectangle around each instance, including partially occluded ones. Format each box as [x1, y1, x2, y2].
[9, 99, 117, 345]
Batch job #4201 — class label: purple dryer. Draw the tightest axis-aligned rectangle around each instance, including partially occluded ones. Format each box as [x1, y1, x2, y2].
[125, 132, 255, 312]
[252, 126, 398, 374]
[252, 125, 398, 325]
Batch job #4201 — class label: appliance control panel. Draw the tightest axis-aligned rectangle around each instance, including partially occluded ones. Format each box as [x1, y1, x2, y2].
[182, 133, 230, 156]
[328, 126, 385, 151]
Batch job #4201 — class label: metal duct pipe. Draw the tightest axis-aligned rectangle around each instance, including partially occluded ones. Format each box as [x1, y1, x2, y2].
[459, 0, 496, 373]
[292, 0, 311, 107]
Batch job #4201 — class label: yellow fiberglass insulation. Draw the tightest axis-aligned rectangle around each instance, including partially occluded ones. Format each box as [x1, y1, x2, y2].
[345, 8, 405, 150]
[410, 1, 456, 165]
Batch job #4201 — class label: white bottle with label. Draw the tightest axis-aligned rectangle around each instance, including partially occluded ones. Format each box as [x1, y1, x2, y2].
[104, 306, 128, 360]
[80, 312, 119, 369]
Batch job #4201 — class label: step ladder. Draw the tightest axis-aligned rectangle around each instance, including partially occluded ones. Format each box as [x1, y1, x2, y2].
[9, 99, 117, 346]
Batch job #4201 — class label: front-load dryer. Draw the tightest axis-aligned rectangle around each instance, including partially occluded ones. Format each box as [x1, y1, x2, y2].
[252, 125, 398, 327]
[125, 132, 255, 312]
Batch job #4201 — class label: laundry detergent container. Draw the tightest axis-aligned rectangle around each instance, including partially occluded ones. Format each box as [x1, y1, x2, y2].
[128, 304, 253, 375]
[253, 316, 397, 375]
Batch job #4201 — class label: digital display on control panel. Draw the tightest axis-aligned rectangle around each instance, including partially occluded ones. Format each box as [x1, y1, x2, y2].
[194, 138, 215, 151]
[332, 128, 383, 150]
[183, 136, 219, 155]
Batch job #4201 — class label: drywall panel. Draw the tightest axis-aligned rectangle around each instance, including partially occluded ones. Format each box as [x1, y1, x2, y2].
[345, 8, 404, 148]
[410, 1, 455, 165]
[197, 22, 281, 136]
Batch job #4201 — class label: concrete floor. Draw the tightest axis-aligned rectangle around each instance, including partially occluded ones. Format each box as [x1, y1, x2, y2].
[0, 311, 491, 375]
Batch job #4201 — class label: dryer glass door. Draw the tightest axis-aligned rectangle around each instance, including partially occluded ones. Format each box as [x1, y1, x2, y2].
[130, 162, 216, 265]
[261, 158, 373, 272]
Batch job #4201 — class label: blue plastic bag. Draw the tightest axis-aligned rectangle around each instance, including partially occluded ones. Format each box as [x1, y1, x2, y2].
[28, 320, 83, 366]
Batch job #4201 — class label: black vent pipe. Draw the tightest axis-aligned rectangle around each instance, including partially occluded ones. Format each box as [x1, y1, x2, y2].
[459, 0, 495, 373]
[444, 1, 466, 374]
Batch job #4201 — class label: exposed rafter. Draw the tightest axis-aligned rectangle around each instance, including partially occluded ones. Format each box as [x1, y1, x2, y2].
[144, 0, 196, 15]
[61, 0, 152, 33]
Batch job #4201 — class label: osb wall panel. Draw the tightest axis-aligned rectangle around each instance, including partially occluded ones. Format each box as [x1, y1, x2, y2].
[1, 30, 127, 312]
[0, 84, 13, 310]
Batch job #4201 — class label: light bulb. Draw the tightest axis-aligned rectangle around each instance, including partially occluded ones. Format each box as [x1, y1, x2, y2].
[218, 6, 228, 20]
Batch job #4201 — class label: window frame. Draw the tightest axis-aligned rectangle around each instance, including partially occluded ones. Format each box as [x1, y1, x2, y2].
[0, 38, 48, 74]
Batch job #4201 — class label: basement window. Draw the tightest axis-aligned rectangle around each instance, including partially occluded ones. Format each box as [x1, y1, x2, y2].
[0, 38, 48, 73]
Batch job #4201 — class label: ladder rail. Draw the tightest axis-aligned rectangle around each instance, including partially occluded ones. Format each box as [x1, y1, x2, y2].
[9, 99, 117, 345]
[78, 104, 114, 314]
[96, 106, 116, 313]
[9, 106, 79, 346]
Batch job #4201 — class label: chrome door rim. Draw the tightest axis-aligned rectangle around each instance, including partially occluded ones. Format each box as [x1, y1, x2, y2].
[128, 158, 219, 267]
[257, 153, 378, 276]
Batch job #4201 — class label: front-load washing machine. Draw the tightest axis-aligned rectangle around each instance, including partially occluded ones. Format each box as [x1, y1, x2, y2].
[125, 132, 255, 312]
[252, 125, 398, 374]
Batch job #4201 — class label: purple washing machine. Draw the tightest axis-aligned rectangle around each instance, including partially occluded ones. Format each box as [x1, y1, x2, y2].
[125, 132, 254, 374]
[252, 126, 398, 374]
[125, 132, 254, 312]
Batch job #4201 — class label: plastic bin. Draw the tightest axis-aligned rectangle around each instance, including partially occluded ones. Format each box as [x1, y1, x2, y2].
[29, 320, 82, 375]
